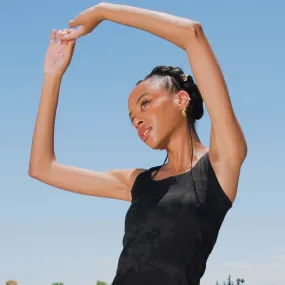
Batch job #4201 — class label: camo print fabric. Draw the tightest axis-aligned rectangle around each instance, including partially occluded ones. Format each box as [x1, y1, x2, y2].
[111, 152, 232, 285]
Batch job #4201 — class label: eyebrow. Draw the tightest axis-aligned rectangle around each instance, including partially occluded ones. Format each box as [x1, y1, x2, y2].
[129, 92, 150, 121]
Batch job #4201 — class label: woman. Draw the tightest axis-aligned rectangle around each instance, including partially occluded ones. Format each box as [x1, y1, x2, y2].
[29, 3, 247, 285]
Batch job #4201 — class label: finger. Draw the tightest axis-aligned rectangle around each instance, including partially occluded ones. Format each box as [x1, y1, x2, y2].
[60, 27, 84, 40]
[57, 29, 70, 43]
[68, 19, 77, 28]
[61, 29, 74, 46]
[56, 30, 64, 44]
[69, 13, 84, 28]
[50, 29, 57, 45]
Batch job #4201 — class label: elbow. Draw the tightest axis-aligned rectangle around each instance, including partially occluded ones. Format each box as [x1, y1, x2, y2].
[28, 155, 55, 178]
[28, 161, 51, 179]
[187, 22, 203, 35]
[28, 160, 36, 178]
[28, 166, 40, 179]
[182, 21, 204, 50]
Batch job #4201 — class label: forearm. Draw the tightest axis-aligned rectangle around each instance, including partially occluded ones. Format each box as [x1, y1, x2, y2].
[98, 2, 198, 50]
[29, 75, 61, 176]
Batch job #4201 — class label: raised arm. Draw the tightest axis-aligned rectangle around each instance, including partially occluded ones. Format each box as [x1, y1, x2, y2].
[28, 29, 145, 202]
[107, 3, 247, 163]
[61, 3, 247, 202]
[62, 3, 247, 163]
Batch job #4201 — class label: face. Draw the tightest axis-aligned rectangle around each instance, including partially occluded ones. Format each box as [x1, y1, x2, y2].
[128, 79, 189, 150]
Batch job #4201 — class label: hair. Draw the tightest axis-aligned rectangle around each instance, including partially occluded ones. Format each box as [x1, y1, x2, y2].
[137, 65, 204, 209]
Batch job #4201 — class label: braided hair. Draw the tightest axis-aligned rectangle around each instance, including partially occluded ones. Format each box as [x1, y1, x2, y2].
[137, 66, 204, 208]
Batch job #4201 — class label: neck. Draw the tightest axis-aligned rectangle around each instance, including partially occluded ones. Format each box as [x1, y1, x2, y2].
[163, 123, 204, 172]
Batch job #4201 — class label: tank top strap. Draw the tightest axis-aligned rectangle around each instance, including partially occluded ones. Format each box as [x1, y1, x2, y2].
[147, 165, 162, 180]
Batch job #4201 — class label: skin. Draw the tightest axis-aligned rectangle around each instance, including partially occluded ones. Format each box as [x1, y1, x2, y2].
[128, 79, 207, 173]
[29, 3, 247, 205]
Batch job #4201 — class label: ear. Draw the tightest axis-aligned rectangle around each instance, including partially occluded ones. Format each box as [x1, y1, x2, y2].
[173, 90, 191, 110]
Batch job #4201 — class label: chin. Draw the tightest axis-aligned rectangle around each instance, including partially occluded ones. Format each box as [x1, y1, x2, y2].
[145, 135, 166, 151]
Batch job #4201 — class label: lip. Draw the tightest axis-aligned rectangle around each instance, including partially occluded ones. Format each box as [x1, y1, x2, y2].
[139, 126, 152, 141]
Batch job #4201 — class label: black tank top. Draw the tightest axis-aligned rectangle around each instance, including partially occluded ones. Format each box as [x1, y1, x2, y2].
[111, 152, 232, 285]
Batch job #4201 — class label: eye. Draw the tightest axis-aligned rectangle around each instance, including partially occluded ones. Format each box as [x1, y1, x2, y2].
[141, 99, 150, 108]
[130, 99, 151, 125]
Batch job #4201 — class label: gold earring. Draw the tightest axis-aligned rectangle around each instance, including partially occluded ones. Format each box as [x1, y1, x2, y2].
[181, 108, 187, 117]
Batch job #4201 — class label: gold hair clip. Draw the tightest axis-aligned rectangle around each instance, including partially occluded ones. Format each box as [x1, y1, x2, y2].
[182, 73, 188, 82]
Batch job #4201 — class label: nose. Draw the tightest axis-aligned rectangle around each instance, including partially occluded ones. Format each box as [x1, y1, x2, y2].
[133, 117, 144, 129]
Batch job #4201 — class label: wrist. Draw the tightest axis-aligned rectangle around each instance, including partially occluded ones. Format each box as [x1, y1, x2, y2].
[95, 2, 110, 20]
[43, 73, 63, 83]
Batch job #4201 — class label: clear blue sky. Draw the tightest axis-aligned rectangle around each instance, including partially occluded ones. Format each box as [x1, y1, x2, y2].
[1, 0, 284, 284]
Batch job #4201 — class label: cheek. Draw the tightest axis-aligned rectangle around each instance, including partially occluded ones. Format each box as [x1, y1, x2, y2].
[150, 103, 178, 135]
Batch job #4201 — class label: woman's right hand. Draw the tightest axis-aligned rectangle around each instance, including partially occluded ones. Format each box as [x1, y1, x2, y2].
[44, 29, 76, 77]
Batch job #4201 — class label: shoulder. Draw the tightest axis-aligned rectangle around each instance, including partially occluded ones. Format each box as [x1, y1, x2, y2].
[129, 168, 148, 189]
[126, 168, 148, 202]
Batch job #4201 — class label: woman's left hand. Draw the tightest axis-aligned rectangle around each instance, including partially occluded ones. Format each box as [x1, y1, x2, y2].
[59, 4, 104, 41]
